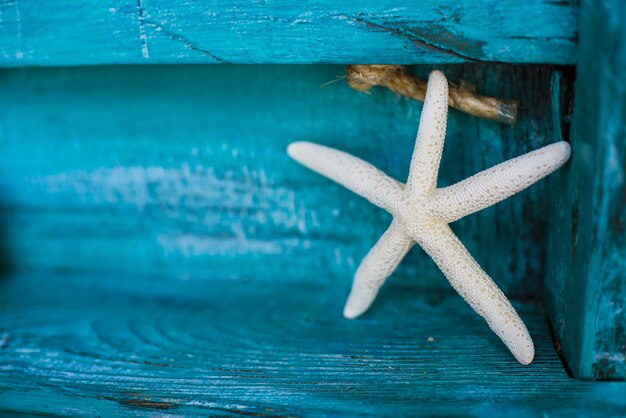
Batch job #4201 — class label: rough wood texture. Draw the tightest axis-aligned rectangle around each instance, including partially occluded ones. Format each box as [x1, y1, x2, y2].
[0, 64, 561, 298]
[545, 0, 626, 381]
[3, 64, 624, 414]
[0, 1, 577, 66]
[1, 273, 626, 416]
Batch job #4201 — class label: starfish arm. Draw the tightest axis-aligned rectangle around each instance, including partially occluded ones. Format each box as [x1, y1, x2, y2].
[428, 141, 571, 223]
[343, 219, 414, 319]
[288, 141, 403, 212]
[417, 222, 535, 365]
[405, 70, 449, 197]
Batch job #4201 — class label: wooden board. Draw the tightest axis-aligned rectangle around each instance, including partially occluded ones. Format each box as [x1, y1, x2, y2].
[0, 1, 577, 66]
[0, 64, 562, 299]
[3, 64, 624, 413]
[545, 0, 626, 381]
[1, 272, 626, 416]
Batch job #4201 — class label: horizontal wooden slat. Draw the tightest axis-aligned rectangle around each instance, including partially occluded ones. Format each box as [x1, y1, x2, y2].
[1, 273, 626, 416]
[0, 1, 577, 66]
[0, 64, 563, 298]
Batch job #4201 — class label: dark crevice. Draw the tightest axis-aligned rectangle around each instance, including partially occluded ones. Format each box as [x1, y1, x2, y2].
[352, 17, 482, 62]
[546, 316, 576, 378]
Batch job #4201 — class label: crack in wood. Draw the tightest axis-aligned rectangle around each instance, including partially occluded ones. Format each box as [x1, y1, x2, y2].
[136, 0, 149, 59]
[351, 16, 482, 62]
[113, 398, 179, 410]
[144, 19, 225, 63]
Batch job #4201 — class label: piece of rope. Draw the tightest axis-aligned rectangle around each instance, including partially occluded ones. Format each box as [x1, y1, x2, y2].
[346, 65, 518, 125]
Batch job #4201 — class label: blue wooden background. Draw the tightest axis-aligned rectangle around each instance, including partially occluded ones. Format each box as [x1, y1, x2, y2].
[2, 64, 625, 415]
[0, 1, 577, 66]
[0, 64, 560, 296]
[1, 0, 626, 413]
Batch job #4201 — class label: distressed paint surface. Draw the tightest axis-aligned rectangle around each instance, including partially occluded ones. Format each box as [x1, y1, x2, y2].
[0, 64, 560, 298]
[0, 1, 577, 66]
[2, 64, 624, 413]
[1, 273, 626, 416]
[545, 0, 626, 381]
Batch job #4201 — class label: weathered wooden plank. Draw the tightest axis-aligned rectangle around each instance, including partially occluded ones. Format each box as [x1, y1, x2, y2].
[0, 1, 577, 66]
[545, 0, 626, 380]
[0, 64, 563, 299]
[0, 272, 625, 416]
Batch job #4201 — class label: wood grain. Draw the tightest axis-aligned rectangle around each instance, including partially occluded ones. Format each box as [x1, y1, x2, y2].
[545, 0, 626, 381]
[1, 272, 625, 416]
[0, 64, 563, 299]
[0, 1, 577, 66]
[3, 63, 623, 413]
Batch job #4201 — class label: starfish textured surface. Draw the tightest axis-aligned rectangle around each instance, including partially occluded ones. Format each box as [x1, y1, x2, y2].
[287, 70, 571, 365]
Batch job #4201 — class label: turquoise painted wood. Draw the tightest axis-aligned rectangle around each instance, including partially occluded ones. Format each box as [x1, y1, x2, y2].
[6, 64, 622, 415]
[1, 272, 626, 416]
[545, 0, 626, 381]
[0, 1, 577, 66]
[0, 64, 561, 297]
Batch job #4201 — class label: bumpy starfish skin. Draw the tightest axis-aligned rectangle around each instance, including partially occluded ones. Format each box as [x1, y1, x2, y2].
[287, 71, 571, 365]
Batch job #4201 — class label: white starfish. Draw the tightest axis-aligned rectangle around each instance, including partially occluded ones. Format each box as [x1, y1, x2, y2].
[287, 70, 571, 365]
